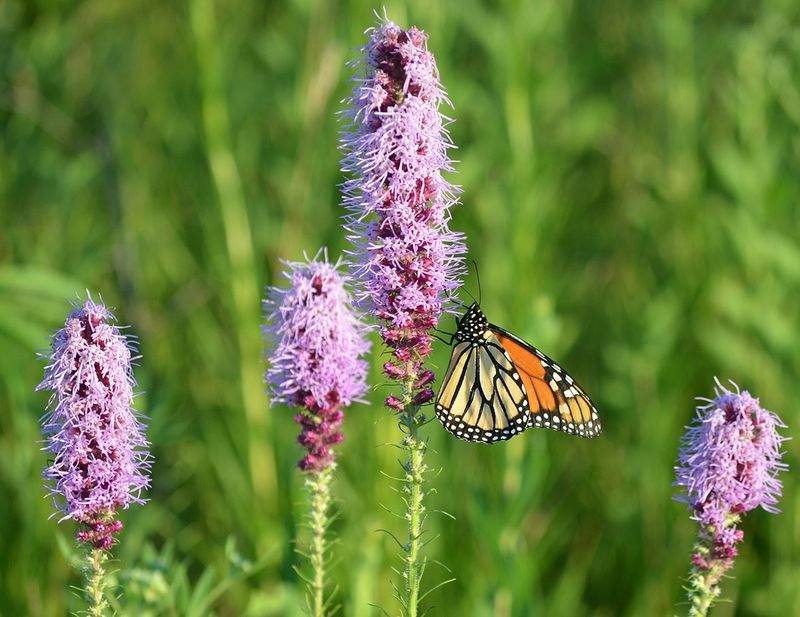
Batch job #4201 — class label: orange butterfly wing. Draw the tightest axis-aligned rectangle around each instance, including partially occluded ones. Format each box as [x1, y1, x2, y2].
[491, 326, 602, 438]
[433, 303, 602, 443]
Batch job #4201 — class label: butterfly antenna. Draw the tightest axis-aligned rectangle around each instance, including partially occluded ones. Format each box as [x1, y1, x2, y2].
[431, 331, 453, 345]
[461, 287, 478, 306]
[472, 259, 482, 306]
[450, 261, 483, 309]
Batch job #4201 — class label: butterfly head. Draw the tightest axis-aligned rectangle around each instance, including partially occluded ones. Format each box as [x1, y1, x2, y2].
[455, 303, 489, 343]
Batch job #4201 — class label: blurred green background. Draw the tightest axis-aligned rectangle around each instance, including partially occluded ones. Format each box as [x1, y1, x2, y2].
[2, 0, 799, 615]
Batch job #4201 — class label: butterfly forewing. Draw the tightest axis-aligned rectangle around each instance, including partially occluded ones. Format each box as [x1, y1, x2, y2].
[435, 307, 531, 443]
[435, 303, 602, 443]
[492, 326, 602, 438]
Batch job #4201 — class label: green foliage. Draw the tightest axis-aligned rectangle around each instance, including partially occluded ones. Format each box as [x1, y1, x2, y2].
[1, 0, 798, 615]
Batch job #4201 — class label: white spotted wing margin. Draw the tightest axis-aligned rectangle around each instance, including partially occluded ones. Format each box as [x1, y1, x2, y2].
[487, 324, 603, 439]
[434, 302, 603, 443]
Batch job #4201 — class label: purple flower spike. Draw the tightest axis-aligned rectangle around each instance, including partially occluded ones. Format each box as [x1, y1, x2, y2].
[340, 16, 465, 613]
[263, 250, 371, 471]
[37, 295, 151, 549]
[340, 16, 466, 385]
[674, 379, 788, 616]
[675, 379, 788, 543]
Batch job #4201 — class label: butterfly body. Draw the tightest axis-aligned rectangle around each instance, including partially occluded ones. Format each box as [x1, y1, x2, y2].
[435, 303, 601, 443]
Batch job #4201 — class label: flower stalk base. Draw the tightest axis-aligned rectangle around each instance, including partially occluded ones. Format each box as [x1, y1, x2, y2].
[685, 514, 741, 617]
[399, 368, 429, 617]
[85, 546, 110, 617]
[305, 466, 334, 617]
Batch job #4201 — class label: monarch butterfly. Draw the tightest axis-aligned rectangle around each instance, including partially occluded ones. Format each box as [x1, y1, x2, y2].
[435, 303, 601, 443]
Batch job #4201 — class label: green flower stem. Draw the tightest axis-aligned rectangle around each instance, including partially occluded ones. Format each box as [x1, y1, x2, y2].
[306, 466, 334, 617]
[399, 362, 427, 617]
[404, 426, 425, 617]
[687, 567, 719, 617]
[685, 515, 740, 617]
[85, 546, 110, 617]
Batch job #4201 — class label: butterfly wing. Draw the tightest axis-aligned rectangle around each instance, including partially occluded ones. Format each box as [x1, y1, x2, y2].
[491, 325, 602, 438]
[435, 331, 531, 443]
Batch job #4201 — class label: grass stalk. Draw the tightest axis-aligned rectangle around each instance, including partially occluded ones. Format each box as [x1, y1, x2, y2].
[188, 0, 275, 504]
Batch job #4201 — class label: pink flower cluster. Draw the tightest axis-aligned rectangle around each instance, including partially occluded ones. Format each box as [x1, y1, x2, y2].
[263, 252, 370, 471]
[294, 396, 345, 473]
[38, 297, 150, 549]
[675, 380, 787, 572]
[340, 17, 466, 399]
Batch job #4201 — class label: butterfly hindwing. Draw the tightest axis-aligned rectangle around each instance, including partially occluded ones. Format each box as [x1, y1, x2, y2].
[434, 303, 602, 443]
[491, 326, 601, 438]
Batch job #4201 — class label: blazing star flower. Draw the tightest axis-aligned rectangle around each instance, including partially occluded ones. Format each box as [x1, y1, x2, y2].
[37, 295, 150, 550]
[263, 250, 370, 471]
[264, 250, 371, 615]
[340, 16, 466, 394]
[674, 379, 788, 617]
[339, 16, 465, 615]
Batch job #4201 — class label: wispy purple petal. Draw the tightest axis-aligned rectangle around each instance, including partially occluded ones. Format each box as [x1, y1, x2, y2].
[38, 295, 151, 548]
[340, 17, 466, 388]
[674, 379, 788, 614]
[263, 250, 371, 471]
[675, 379, 788, 531]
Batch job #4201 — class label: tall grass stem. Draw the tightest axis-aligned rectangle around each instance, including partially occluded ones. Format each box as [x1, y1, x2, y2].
[189, 0, 274, 502]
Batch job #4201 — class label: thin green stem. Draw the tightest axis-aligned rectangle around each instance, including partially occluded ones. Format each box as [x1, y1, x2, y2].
[189, 0, 274, 507]
[306, 466, 334, 617]
[687, 568, 717, 617]
[685, 516, 740, 617]
[400, 362, 426, 617]
[405, 428, 424, 616]
[85, 547, 110, 617]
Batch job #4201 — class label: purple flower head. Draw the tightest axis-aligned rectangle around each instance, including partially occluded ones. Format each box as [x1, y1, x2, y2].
[340, 16, 466, 391]
[37, 295, 151, 549]
[674, 379, 788, 580]
[264, 250, 371, 409]
[263, 250, 371, 471]
[675, 379, 787, 524]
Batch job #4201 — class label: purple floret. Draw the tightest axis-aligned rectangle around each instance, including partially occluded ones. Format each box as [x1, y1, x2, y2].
[38, 296, 151, 548]
[674, 379, 787, 574]
[263, 251, 371, 471]
[340, 17, 466, 389]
